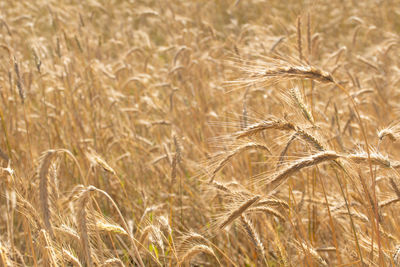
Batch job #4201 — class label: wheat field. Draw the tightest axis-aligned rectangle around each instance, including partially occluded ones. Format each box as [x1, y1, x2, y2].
[0, 0, 400, 266]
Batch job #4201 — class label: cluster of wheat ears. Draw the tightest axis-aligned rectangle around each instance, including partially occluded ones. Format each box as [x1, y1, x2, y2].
[1, 0, 400, 266]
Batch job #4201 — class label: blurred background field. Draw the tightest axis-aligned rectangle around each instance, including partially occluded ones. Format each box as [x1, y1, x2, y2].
[0, 0, 400, 266]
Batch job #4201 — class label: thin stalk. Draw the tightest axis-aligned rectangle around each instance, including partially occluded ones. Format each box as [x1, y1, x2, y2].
[317, 166, 342, 265]
[332, 166, 363, 266]
[0, 107, 12, 160]
[334, 82, 383, 265]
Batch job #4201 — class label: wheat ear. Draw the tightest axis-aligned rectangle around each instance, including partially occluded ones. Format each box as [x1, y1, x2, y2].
[39, 229, 58, 266]
[290, 87, 315, 125]
[277, 133, 297, 169]
[297, 16, 303, 61]
[379, 197, 400, 208]
[240, 215, 265, 259]
[266, 151, 339, 192]
[346, 152, 393, 168]
[256, 198, 289, 209]
[298, 241, 328, 266]
[390, 177, 400, 197]
[38, 150, 57, 236]
[62, 248, 83, 267]
[248, 206, 285, 222]
[219, 195, 260, 229]
[236, 119, 324, 151]
[394, 245, 400, 266]
[235, 120, 296, 139]
[76, 188, 93, 267]
[257, 65, 334, 83]
[89, 186, 144, 267]
[209, 142, 270, 183]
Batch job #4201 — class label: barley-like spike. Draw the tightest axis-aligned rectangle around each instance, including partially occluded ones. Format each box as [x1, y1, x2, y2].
[290, 87, 314, 125]
[13, 57, 24, 103]
[139, 225, 156, 245]
[299, 241, 328, 266]
[76, 189, 92, 266]
[277, 133, 297, 169]
[171, 153, 177, 183]
[297, 16, 303, 61]
[296, 128, 324, 151]
[209, 142, 270, 183]
[240, 215, 265, 258]
[220, 195, 260, 229]
[38, 150, 57, 236]
[379, 197, 400, 208]
[346, 152, 393, 168]
[210, 181, 232, 193]
[256, 198, 289, 209]
[248, 206, 285, 221]
[394, 245, 400, 266]
[266, 151, 339, 192]
[39, 229, 58, 266]
[236, 120, 296, 139]
[63, 248, 83, 267]
[390, 178, 400, 198]
[260, 66, 335, 83]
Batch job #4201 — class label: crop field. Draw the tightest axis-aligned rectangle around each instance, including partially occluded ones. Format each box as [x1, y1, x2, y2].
[1, 0, 400, 266]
